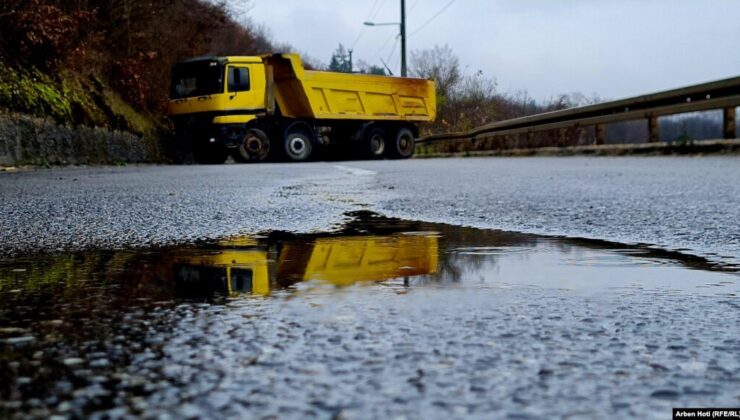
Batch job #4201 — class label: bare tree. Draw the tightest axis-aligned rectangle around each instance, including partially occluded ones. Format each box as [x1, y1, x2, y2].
[410, 44, 461, 99]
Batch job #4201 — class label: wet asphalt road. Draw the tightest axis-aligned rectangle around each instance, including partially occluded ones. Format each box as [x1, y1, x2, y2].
[0, 164, 363, 254]
[1, 156, 739, 265]
[365, 156, 740, 267]
[1, 156, 739, 418]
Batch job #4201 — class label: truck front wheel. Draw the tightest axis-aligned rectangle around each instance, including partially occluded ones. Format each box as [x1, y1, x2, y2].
[283, 129, 315, 162]
[387, 127, 415, 159]
[234, 128, 271, 162]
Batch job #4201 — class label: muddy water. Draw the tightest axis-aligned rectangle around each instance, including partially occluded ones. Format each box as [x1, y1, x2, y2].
[1, 212, 738, 418]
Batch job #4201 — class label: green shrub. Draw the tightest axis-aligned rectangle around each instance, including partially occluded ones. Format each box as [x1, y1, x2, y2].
[0, 62, 71, 120]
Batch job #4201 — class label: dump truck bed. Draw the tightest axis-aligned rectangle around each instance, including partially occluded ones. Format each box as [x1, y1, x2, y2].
[264, 54, 436, 122]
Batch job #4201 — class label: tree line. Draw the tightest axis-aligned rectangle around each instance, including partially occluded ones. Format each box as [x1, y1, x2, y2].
[328, 43, 729, 152]
[327, 43, 601, 146]
[0, 1, 726, 147]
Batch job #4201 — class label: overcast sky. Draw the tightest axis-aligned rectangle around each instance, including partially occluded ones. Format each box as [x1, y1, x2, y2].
[245, 0, 740, 101]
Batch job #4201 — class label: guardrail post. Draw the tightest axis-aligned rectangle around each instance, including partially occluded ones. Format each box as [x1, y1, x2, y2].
[595, 124, 606, 145]
[648, 115, 660, 142]
[557, 128, 567, 147]
[724, 107, 737, 139]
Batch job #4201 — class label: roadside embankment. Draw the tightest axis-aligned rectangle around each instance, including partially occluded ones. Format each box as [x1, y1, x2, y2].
[0, 61, 168, 166]
[0, 112, 164, 166]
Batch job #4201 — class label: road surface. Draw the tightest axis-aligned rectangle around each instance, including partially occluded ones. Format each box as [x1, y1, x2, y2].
[1, 156, 738, 418]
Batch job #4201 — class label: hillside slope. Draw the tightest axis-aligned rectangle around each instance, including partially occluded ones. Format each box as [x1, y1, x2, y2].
[0, 0, 273, 165]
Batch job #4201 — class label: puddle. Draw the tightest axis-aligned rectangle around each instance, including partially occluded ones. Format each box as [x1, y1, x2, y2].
[0, 211, 737, 308]
[0, 212, 739, 304]
[0, 211, 738, 416]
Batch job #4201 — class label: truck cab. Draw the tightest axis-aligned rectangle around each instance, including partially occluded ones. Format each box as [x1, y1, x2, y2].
[169, 56, 272, 163]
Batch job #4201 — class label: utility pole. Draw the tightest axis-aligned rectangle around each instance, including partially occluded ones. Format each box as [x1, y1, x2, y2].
[348, 49, 353, 73]
[400, 0, 407, 77]
[364, 0, 407, 76]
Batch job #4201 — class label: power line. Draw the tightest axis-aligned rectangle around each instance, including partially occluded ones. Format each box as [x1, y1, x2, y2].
[387, 36, 400, 64]
[351, 29, 365, 50]
[365, 0, 381, 20]
[373, 32, 398, 61]
[408, 0, 457, 38]
[389, 36, 402, 75]
[350, 30, 366, 50]
[370, 0, 388, 22]
[352, 0, 381, 49]
[408, 0, 420, 13]
[379, 58, 394, 76]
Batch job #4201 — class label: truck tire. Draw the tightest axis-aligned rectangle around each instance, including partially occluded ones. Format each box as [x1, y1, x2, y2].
[283, 129, 315, 162]
[363, 127, 386, 159]
[387, 127, 415, 159]
[233, 128, 270, 162]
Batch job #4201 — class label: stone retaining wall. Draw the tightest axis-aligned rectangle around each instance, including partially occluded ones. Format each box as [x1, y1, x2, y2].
[0, 113, 164, 166]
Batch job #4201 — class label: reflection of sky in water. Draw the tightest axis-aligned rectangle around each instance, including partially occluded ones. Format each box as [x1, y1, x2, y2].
[438, 241, 738, 296]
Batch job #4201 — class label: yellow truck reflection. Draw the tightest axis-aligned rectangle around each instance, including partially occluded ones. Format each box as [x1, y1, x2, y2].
[174, 249, 270, 296]
[173, 233, 438, 297]
[277, 235, 438, 287]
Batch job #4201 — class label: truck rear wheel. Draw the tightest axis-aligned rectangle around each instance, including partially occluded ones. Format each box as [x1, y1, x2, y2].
[283, 129, 315, 162]
[387, 127, 415, 159]
[363, 127, 386, 159]
[233, 128, 270, 162]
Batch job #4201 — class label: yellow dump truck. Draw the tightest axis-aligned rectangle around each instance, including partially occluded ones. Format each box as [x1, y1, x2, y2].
[168, 53, 436, 163]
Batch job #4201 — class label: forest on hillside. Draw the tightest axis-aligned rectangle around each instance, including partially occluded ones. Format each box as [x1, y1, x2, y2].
[0, 0, 723, 150]
[0, 0, 275, 136]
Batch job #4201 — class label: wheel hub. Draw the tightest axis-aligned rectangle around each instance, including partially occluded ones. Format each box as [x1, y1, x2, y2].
[398, 135, 413, 154]
[246, 137, 262, 152]
[371, 135, 384, 154]
[289, 137, 306, 154]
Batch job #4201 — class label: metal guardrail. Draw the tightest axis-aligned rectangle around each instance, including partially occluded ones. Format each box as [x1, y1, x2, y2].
[418, 75, 740, 144]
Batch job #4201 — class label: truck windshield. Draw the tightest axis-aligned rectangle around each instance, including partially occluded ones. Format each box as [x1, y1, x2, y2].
[170, 61, 224, 99]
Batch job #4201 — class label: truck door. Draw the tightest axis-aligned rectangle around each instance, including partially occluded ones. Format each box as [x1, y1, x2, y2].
[225, 64, 266, 113]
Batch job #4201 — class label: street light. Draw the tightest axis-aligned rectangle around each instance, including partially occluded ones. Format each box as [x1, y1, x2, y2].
[363, 0, 407, 77]
[363, 22, 399, 26]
